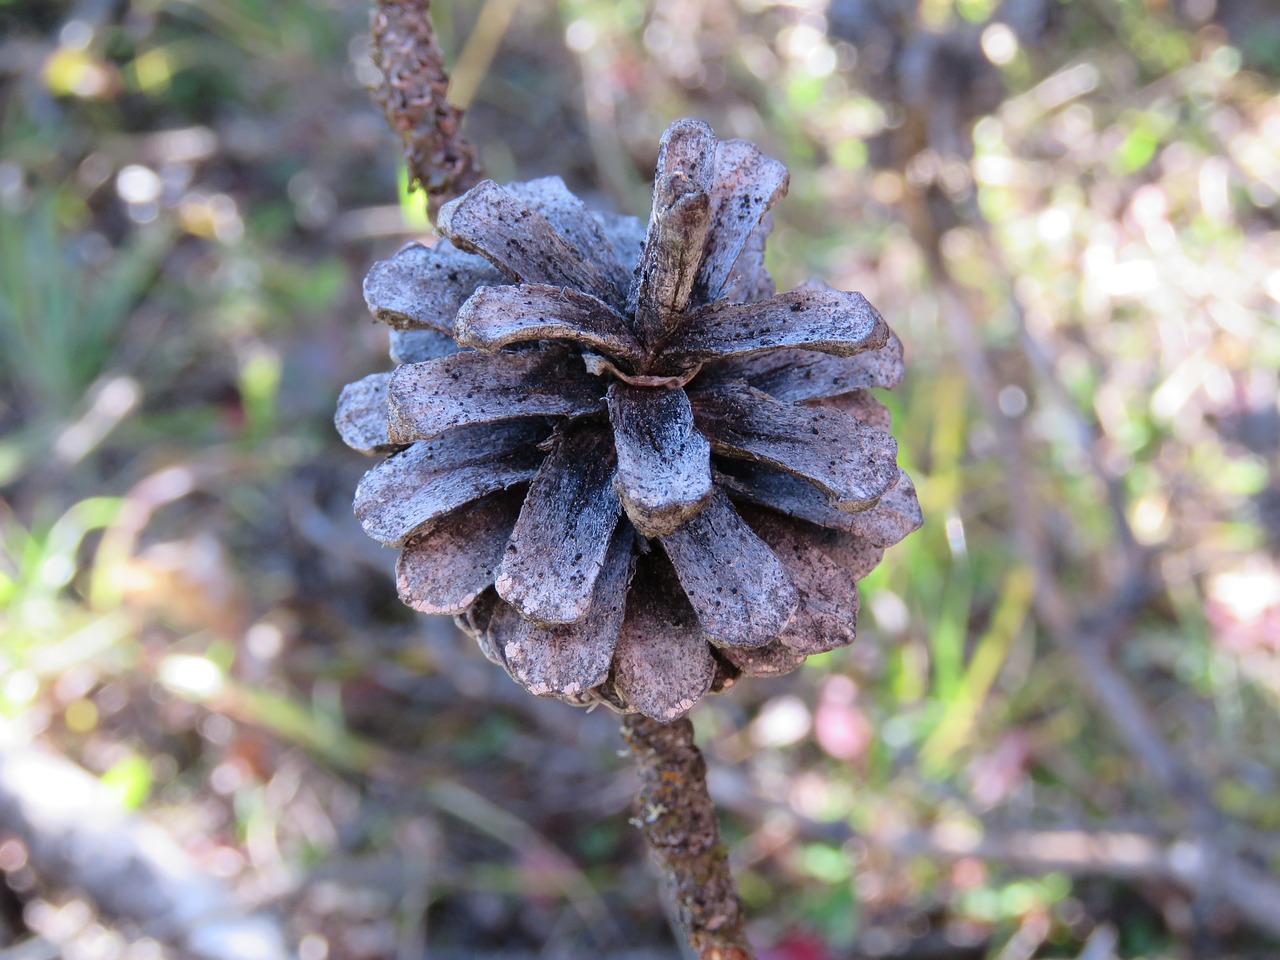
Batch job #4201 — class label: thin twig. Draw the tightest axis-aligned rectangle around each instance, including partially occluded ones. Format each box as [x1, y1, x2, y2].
[447, 0, 520, 112]
[620, 715, 753, 960]
[370, 0, 484, 221]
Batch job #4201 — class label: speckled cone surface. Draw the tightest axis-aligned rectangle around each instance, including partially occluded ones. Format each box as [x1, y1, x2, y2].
[337, 119, 922, 721]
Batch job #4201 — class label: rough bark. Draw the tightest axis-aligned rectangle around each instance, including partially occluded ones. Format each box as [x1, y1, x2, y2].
[370, 0, 484, 221]
[620, 715, 753, 960]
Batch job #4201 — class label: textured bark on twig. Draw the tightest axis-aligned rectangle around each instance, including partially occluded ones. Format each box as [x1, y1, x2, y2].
[621, 715, 753, 960]
[371, 0, 483, 221]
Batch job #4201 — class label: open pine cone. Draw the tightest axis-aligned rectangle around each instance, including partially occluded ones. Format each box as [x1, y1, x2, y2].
[336, 119, 922, 721]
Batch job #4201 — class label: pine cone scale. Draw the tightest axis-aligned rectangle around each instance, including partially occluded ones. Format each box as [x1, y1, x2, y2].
[385, 347, 601, 444]
[632, 185, 711, 353]
[742, 508, 860, 656]
[363, 241, 502, 332]
[844, 469, 925, 547]
[606, 383, 714, 538]
[717, 460, 921, 550]
[690, 383, 901, 511]
[695, 139, 790, 303]
[389, 327, 465, 365]
[335, 372, 397, 456]
[810, 527, 886, 581]
[630, 120, 719, 349]
[612, 553, 716, 720]
[502, 524, 636, 697]
[721, 639, 807, 677]
[720, 212, 777, 305]
[494, 423, 622, 625]
[437, 180, 619, 306]
[673, 287, 889, 365]
[396, 489, 525, 615]
[658, 490, 799, 649]
[354, 420, 549, 547]
[454, 283, 642, 361]
[703, 332, 906, 401]
[591, 210, 648, 277]
[813, 388, 893, 430]
[505, 177, 633, 304]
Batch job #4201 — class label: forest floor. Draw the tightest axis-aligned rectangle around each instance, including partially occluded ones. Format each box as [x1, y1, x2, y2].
[1, 0, 1279, 957]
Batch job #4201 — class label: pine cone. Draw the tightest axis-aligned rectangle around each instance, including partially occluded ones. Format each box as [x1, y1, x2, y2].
[336, 119, 922, 721]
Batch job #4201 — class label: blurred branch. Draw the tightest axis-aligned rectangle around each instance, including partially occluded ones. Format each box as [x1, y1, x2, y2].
[968, 221, 1148, 581]
[1075, 924, 1119, 960]
[890, 822, 1280, 939]
[936, 279, 1188, 792]
[936, 257, 1280, 940]
[862, 27, 1280, 926]
[621, 715, 753, 960]
[890, 824, 1225, 881]
[370, 0, 484, 221]
[447, 0, 520, 112]
[718, 746, 1280, 942]
[0, 729, 291, 960]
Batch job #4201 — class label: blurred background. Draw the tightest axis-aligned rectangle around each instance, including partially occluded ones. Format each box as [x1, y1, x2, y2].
[1, 0, 1278, 957]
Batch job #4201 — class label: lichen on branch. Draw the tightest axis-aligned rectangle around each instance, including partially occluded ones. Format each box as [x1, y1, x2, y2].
[621, 714, 753, 960]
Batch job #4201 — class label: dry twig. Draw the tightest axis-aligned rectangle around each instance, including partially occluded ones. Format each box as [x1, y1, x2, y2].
[370, 0, 483, 221]
[621, 715, 753, 960]
[857, 26, 1280, 925]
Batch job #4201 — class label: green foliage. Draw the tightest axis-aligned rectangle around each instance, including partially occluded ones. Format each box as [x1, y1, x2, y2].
[0, 197, 165, 416]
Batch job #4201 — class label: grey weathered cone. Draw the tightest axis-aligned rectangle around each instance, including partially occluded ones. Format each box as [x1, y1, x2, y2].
[336, 118, 922, 721]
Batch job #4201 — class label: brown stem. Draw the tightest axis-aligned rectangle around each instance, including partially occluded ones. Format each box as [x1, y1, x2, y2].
[370, 0, 484, 221]
[620, 714, 753, 960]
